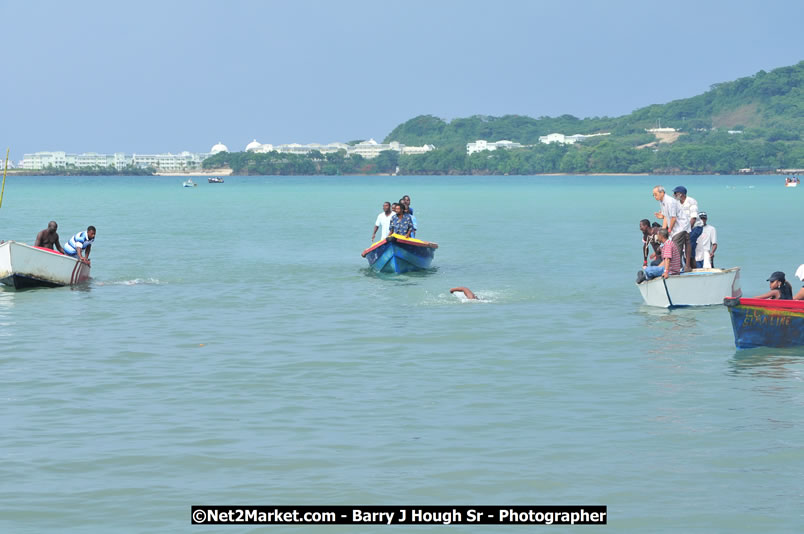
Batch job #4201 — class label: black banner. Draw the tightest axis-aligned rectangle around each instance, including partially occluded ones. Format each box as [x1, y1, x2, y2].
[191, 505, 607, 525]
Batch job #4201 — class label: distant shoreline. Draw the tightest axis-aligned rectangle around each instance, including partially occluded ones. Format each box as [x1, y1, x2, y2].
[1, 168, 791, 177]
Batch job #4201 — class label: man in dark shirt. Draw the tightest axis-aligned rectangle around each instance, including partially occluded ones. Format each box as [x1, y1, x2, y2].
[34, 221, 65, 253]
[640, 219, 661, 266]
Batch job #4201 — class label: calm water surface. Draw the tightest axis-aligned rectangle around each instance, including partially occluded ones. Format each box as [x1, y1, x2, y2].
[1, 175, 802, 532]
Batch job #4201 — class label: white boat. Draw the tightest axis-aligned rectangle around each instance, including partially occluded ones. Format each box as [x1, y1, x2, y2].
[0, 241, 91, 289]
[182, 179, 197, 187]
[636, 267, 742, 308]
[785, 181, 798, 187]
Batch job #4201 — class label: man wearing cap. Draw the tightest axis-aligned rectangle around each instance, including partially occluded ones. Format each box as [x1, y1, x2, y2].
[694, 212, 717, 268]
[673, 186, 698, 271]
[794, 264, 804, 300]
[652, 185, 690, 270]
[753, 271, 793, 300]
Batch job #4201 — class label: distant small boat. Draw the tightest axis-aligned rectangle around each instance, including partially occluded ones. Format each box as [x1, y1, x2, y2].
[208, 177, 224, 183]
[636, 267, 742, 307]
[361, 234, 438, 273]
[724, 297, 804, 348]
[182, 179, 197, 187]
[785, 178, 799, 187]
[0, 241, 90, 289]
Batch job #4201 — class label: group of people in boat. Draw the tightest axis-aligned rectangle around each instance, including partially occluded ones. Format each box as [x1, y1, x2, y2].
[371, 194, 417, 241]
[33, 221, 96, 265]
[369, 197, 479, 301]
[753, 267, 804, 300]
[784, 176, 800, 185]
[637, 185, 716, 283]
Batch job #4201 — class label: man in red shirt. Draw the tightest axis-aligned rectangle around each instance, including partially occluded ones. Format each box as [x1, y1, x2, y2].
[638, 228, 681, 283]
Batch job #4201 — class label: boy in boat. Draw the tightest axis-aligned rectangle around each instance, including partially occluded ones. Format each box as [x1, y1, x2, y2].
[34, 221, 65, 253]
[640, 219, 661, 266]
[63, 226, 96, 265]
[371, 201, 393, 243]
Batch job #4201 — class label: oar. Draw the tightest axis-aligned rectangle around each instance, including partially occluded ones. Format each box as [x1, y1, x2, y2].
[0, 148, 8, 209]
[662, 277, 674, 307]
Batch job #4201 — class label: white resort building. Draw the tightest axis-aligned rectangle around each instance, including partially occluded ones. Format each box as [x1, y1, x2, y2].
[466, 139, 524, 155]
[22, 144, 219, 171]
[538, 132, 611, 145]
[244, 138, 434, 159]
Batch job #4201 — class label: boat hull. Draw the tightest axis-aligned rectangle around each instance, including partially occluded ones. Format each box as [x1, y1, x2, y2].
[724, 297, 804, 349]
[361, 234, 438, 274]
[637, 267, 741, 307]
[0, 241, 91, 289]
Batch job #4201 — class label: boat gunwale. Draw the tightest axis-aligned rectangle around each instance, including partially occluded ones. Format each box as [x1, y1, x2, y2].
[361, 234, 439, 257]
[724, 297, 804, 312]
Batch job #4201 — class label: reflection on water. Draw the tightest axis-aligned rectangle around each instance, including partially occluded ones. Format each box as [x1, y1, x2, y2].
[638, 306, 703, 355]
[728, 348, 804, 379]
[361, 266, 439, 282]
[0, 290, 16, 336]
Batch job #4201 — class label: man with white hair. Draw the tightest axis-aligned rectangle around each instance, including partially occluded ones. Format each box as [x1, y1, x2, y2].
[652, 185, 690, 270]
[794, 264, 804, 300]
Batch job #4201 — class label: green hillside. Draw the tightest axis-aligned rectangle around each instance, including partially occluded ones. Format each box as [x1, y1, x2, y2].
[384, 61, 804, 174]
[205, 61, 804, 175]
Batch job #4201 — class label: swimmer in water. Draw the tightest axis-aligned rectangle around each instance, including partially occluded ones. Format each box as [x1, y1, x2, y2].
[450, 287, 478, 300]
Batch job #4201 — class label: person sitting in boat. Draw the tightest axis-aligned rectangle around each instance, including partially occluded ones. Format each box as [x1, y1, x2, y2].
[34, 221, 65, 254]
[400, 196, 417, 238]
[63, 225, 96, 265]
[753, 271, 793, 300]
[637, 228, 681, 283]
[793, 264, 804, 300]
[388, 203, 414, 238]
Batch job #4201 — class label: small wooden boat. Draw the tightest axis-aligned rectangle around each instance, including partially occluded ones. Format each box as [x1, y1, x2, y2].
[0, 241, 90, 289]
[182, 179, 197, 187]
[724, 297, 804, 349]
[785, 177, 799, 187]
[208, 177, 224, 183]
[361, 234, 438, 273]
[636, 267, 742, 307]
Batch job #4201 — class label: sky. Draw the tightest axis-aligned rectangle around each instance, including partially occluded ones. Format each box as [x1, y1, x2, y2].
[2, 0, 802, 160]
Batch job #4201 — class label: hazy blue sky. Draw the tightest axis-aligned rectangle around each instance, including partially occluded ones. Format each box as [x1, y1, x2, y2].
[2, 0, 802, 160]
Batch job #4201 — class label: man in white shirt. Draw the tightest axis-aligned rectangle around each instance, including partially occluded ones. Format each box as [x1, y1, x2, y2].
[673, 185, 700, 271]
[371, 202, 393, 243]
[653, 185, 690, 270]
[694, 212, 717, 269]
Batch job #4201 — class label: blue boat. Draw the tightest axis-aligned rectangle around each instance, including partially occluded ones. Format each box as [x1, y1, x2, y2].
[361, 234, 438, 274]
[724, 297, 804, 349]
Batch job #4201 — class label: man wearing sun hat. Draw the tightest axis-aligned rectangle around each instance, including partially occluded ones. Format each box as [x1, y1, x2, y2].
[794, 264, 804, 300]
[694, 211, 717, 268]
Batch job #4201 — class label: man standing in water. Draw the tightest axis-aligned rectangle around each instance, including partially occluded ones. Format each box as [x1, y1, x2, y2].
[34, 221, 65, 253]
[63, 225, 96, 265]
[371, 201, 393, 243]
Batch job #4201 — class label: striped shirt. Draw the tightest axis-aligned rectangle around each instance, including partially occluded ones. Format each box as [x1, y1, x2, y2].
[63, 231, 94, 256]
[661, 239, 681, 275]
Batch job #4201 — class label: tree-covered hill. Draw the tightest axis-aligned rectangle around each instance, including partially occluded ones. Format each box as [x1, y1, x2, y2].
[385, 61, 804, 148]
[206, 61, 804, 175]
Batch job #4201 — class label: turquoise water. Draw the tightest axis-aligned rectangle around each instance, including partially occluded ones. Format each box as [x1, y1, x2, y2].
[1, 175, 802, 532]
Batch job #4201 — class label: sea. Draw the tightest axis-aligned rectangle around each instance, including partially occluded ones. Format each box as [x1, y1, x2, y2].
[1, 174, 802, 533]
